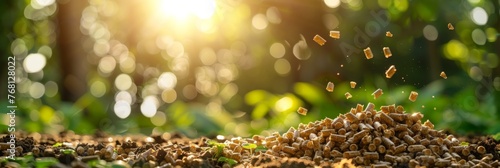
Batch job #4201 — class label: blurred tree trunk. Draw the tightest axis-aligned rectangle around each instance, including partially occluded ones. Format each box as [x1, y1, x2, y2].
[56, 0, 88, 102]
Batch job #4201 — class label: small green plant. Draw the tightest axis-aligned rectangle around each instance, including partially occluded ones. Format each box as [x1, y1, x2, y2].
[459, 141, 470, 146]
[207, 140, 226, 158]
[60, 149, 75, 155]
[241, 143, 257, 155]
[218, 157, 238, 166]
[52, 142, 63, 147]
[255, 145, 267, 153]
[35, 157, 58, 168]
[492, 133, 500, 141]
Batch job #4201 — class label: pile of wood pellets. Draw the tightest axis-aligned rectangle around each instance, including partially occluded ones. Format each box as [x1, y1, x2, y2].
[2, 103, 499, 167]
[225, 103, 500, 167]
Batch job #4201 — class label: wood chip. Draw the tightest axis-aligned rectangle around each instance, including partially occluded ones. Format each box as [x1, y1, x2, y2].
[345, 92, 352, 99]
[350, 81, 357, 89]
[409, 91, 418, 102]
[329, 31, 340, 39]
[386, 31, 393, 37]
[297, 107, 308, 115]
[313, 35, 326, 46]
[372, 88, 383, 99]
[326, 82, 334, 92]
[385, 65, 397, 78]
[363, 47, 373, 59]
[448, 23, 454, 30]
[440, 71, 447, 79]
[383, 47, 392, 58]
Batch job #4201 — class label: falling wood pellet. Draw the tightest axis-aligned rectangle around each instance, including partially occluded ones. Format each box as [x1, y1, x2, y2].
[386, 31, 393, 37]
[313, 35, 326, 46]
[326, 82, 334, 92]
[383, 47, 392, 58]
[440, 71, 447, 79]
[385, 65, 397, 78]
[364, 47, 373, 59]
[409, 91, 418, 102]
[372, 88, 383, 99]
[297, 107, 308, 115]
[330, 31, 340, 39]
[345, 92, 353, 99]
[350, 81, 357, 89]
[448, 23, 454, 30]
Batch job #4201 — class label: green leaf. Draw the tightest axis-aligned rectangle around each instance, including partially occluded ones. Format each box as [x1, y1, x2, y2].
[52, 142, 62, 147]
[245, 90, 269, 105]
[242, 143, 257, 150]
[251, 104, 269, 120]
[60, 149, 74, 155]
[218, 157, 237, 166]
[255, 145, 267, 153]
[294, 82, 327, 105]
[492, 133, 500, 141]
[459, 141, 469, 146]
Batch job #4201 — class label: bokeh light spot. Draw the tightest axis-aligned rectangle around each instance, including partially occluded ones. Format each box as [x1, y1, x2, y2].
[275, 97, 293, 112]
[115, 91, 133, 104]
[324, 0, 341, 8]
[471, 7, 488, 25]
[469, 66, 483, 81]
[293, 40, 311, 60]
[90, 80, 107, 97]
[266, 7, 282, 24]
[141, 96, 159, 117]
[423, 25, 438, 41]
[24, 53, 46, 73]
[252, 14, 268, 30]
[151, 111, 167, 126]
[485, 27, 497, 42]
[29, 82, 45, 99]
[161, 89, 177, 103]
[158, 72, 177, 90]
[98, 56, 117, 74]
[471, 28, 487, 45]
[114, 100, 131, 119]
[274, 58, 291, 75]
[115, 74, 133, 91]
[323, 14, 340, 30]
[270, 42, 285, 58]
[199, 47, 217, 65]
[182, 84, 198, 100]
[44, 81, 58, 97]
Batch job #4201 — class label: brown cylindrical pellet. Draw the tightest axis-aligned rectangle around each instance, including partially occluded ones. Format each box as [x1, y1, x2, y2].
[345, 112, 359, 123]
[385, 65, 397, 78]
[313, 35, 326, 46]
[330, 134, 346, 142]
[372, 88, 383, 99]
[408, 91, 418, 102]
[408, 145, 425, 153]
[326, 82, 334, 92]
[373, 137, 382, 146]
[350, 81, 357, 89]
[379, 112, 395, 126]
[389, 113, 405, 122]
[394, 144, 407, 154]
[331, 150, 342, 157]
[346, 144, 356, 151]
[435, 159, 451, 167]
[363, 152, 379, 160]
[383, 47, 392, 58]
[403, 135, 416, 145]
[381, 137, 395, 148]
[378, 145, 386, 154]
[329, 31, 340, 39]
[410, 113, 423, 122]
[364, 47, 373, 59]
[368, 143, 377, 152]
[351, 130, 369, 143]
[343, 151, 361, 158]
[374, 121, 383, 131]
[384, 154, 396, 162]
[477, 146, 486, 154]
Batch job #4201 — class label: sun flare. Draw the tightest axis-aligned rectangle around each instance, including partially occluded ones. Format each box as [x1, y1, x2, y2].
[158, 0, 216, 20]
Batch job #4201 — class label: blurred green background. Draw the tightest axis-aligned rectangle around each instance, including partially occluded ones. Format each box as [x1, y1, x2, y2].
[1, 0, 499, 138]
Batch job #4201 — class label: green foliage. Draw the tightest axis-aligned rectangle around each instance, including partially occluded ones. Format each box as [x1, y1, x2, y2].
[217, 157, 238, 166]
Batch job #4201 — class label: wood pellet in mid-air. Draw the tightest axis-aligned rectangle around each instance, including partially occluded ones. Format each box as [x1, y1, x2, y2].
[364, 47, 373, 59]
[448, 23, 454, 30]
[350, 81, 357, 89]
[383, 47, 392, 58]
[297, 107, 308, 115]
[313, 35, 326, 46]
[385, 65, 397, 78]
[386, 31, 393, 37]
[345, 92, 353, 99]
[326, 82, 334, 92]
[372, 88, 383, 99]
[330, 31, 340, 39]
[440, 71, 447, 79]
[409, 91, 418, 102]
